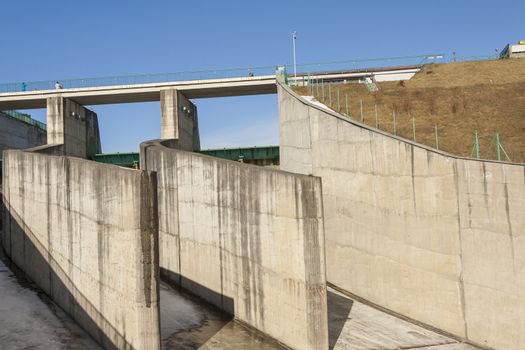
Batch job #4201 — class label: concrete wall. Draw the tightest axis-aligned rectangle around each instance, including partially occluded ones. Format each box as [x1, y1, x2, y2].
[47, 96, 101, 158]
[0, 111, 46, 156]
[160, 89, 200, 151]
[141, 140, 328, 350]
[278, 83, 525, 350]
[1, 150, 160, 349]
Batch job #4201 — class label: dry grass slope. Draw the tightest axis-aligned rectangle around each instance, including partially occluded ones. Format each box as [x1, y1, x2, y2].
[294, 58, 525, 163]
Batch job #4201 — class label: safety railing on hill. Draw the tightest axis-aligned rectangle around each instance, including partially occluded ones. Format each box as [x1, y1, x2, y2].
[1, 110, 46, 130]
[289, 79, 517, 163]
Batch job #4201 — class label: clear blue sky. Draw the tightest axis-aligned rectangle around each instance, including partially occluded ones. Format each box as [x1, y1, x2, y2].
[2, 0, 523, 153]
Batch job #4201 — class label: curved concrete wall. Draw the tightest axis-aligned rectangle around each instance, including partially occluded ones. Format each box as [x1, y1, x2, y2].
[1, 150, 160, 349]
[278, 83, 525, 350]
[141, 140, 328, 350]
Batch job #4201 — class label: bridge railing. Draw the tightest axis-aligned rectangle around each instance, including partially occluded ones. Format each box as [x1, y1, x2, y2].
[0, 65, 279, 94]
[0, 53, 499, 94]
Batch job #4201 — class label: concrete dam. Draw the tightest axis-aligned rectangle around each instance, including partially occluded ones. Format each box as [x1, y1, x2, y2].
[0, 67, 523, 350]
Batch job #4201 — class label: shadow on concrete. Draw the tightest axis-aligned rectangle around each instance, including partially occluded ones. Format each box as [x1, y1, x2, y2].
[1, 204, 130, 349]
[161, 267, 235, 316]
[160, 268, 240, 349]
[160, 281, 233, 350]
[328, 290, 353, 350]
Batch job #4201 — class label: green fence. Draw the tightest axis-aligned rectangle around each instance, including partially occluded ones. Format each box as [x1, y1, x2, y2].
[91, 146, 280, 168]
[200, 146, 279, 162]
[91, 152, 140, 167]
[291, 79, 514, 163]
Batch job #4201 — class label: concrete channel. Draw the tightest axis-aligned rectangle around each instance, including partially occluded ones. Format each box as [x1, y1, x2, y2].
[0, 249, 480, 350]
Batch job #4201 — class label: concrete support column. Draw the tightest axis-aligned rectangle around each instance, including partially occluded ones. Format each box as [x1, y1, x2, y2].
[160, 89, 200, 151]
[46, 96, 101, 159]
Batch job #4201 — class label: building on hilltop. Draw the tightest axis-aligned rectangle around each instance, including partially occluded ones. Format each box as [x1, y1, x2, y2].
[500, 40, 525, 59]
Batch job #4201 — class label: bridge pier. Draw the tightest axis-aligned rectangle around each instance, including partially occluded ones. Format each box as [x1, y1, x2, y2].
[46, 96, 101, 158]
[160, 89, 200, 151]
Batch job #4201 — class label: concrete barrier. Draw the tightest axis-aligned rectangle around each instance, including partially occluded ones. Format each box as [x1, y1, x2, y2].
[1, 150, 160, 349]
[0, 111, 46, 156]
[278, 83, 525, 350]
[141, 140, 328, 350]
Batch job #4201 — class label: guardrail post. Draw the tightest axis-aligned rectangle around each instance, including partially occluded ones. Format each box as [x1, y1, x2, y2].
[474, 129, 480, 159]
[360, 99, 363, 121]
[375, 104, 378, 128]
[412, 115, 416, 142]
[337, 90, 340, 112]
[392, 110, 396, 135]
[495, 132, 501, 161]
[435, 125, 439, 150]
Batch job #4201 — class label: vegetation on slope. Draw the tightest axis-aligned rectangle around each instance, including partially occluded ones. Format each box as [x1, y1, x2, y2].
[293, 58, 525, 163]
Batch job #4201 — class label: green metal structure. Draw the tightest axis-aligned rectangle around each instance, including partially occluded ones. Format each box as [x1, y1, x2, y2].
[92, 152, 140, 167]
[91, 146, 280, 168]
[200, 146, 279, 163]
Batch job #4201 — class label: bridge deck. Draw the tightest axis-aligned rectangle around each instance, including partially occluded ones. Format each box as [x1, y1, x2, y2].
[0, 75, 277, 110]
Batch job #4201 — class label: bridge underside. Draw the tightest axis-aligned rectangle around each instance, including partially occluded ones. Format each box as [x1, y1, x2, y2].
[0, 76, 277, 110]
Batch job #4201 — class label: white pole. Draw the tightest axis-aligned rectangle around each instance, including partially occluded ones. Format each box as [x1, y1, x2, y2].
[292, 31, 297, 79]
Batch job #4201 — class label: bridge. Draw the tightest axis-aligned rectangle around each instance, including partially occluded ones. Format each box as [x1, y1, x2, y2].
[0, 75, 277, 110]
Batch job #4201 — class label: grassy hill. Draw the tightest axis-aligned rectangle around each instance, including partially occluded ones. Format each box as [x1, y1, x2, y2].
[293, 58, 525, 163]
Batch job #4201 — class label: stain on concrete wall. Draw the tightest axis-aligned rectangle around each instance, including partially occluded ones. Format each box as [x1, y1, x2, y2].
[1, 150, 160, 349]
[278, 83, 525, 350]
[141, 140, 328, 350]
[160, 90, 200, 151]
[46, 96, 101, 158]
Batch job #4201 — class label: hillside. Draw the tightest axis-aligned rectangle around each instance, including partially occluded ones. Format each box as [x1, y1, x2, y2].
[293, 58, 525, 163]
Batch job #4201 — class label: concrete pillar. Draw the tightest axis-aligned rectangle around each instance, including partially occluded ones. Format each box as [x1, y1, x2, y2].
[160, 89, 200, 151]
[46, 96, 101, 159]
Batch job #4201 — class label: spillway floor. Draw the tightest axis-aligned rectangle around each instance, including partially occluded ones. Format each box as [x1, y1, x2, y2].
[0, 257, 100, 350]
[0, 254, 480, 350]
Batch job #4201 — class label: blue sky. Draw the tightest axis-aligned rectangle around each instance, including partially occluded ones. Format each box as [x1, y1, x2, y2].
[2, 0, 524, 153]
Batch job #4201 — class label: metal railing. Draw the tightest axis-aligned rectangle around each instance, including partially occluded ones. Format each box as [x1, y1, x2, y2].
[0, 52, 501, 95]
[0, 65, 280, 94]
[2, 53, 501, 94]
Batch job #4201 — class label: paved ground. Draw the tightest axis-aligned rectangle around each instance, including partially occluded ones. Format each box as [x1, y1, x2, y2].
[0, 254, 480, 350]
[327, 288, 479, 350]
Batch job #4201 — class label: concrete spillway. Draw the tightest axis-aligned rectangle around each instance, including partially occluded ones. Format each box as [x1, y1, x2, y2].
[278, 78, 525, 350]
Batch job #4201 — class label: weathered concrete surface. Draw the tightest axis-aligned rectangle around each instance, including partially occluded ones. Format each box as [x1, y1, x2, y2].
[141, 140, 328, 350]
[1, 258, 482, 350]
[278, 83, 525, 350]
[1, 150, 160, 349]
[46, 96, 101, 158]
[0, 111, 46, 156]
[160, 89, 200, 151]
